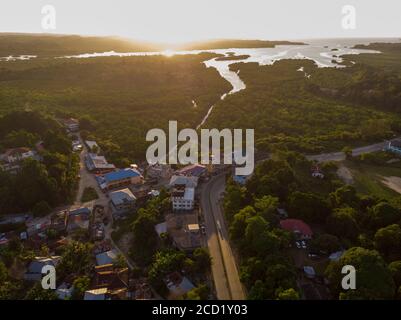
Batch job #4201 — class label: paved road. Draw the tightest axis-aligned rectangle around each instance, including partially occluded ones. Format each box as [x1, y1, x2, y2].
[75, 135, 108, 206]
[307, 138, 397, 162]
[201, 174, 245, 300]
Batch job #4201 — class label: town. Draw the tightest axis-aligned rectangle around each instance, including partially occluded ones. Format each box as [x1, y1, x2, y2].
[2, 112, 401, 300]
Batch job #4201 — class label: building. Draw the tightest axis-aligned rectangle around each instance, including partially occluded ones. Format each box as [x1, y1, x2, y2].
[109, 188, 136, 218]
[165, 213, 201, 251]
[155, 222, 167, 237]
[280, 219, 313, 240]
[171, 185, 195, 211]
[61, 118, 79, 132]
[233, 174, 249, 185]
[84, 288, 108, 300]
[0, 147, 36, 164]
[303, 266, 316, 279]
[24, 256, 61, 281]
[85, 153, 116, 173]
[176, 164, 207, 177]
[96, 250, 118, 266]
[147, 163, 173, 179]
[85, 140, 99, 152]
[169, 175, 198, 189]
[93, 264, 130, 300]
[164, 272, 195, 300]
[387, 139, 401, 155]
[66, 207, 91, 233]
[311, 164, 324, 179]
[97, 168, 143, 191]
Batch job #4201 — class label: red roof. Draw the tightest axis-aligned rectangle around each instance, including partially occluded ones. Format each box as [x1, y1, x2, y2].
[280, 219, 313, 237]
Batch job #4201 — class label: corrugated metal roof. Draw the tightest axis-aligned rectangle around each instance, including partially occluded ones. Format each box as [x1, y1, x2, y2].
[104, 168, 140, 183]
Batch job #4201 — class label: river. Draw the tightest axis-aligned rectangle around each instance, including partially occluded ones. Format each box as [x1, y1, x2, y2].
[4, 38, 399, 128]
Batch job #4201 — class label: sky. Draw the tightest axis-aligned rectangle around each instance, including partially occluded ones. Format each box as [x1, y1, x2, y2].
[1, 0, 400, 44]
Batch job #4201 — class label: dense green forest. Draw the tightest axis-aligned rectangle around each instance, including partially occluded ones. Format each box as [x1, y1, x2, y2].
[207, 44, 401, 154]
[224, 150, 401, 299]
[0, 111, 79, 216]
[0, 53, 231, 166]
[0, 33, 160, 56]
[178, 39, 305, 50]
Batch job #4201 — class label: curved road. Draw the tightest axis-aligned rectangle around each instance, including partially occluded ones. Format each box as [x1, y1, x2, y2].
[201, 137, 399, 300]
[201, 174, 245, 300]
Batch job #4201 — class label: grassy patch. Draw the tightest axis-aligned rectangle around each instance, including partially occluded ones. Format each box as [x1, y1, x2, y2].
[345, 160, 401, 200]
[81, 187, 99, 203]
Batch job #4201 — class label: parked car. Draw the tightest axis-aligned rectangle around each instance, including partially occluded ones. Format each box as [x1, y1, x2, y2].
[295, 241, 301, 249]
[201, 225, 206, 235]
[301, 240, 307, 249]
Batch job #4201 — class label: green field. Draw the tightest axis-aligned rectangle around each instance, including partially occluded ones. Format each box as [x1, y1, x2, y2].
[346, 160, 401, 200]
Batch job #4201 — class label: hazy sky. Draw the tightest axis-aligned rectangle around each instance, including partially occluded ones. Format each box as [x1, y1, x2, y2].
[1, 0, 400, 43]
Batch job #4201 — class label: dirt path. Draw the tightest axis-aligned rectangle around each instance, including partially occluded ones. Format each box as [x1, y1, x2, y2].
[381, 176, 401, 194]
[337, 165, 354, 185]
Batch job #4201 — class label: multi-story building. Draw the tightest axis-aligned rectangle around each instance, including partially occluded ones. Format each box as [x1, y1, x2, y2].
[171, 185, 195, 211]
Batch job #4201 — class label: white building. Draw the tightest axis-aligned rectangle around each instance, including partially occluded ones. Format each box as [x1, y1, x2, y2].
[169, 175, 198, 189]
[1, 147, 36, 164]
[171, 186, 195, 211]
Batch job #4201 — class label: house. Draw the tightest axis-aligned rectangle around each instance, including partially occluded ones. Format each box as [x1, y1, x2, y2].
[97, 168, 143, 191]
[129, 279, 153, 300]
[61, 118, 79, 132]
[84, 288, 108, 300]
[165, 213, 201, 251]
[24, 256, 61, 281]
[155, 222, 167, 237]
[233, 174, 249, 185]
[280, 219, 313, 240]
[276, 208, 288, 219]
[56, 283, 74, 300]
[93, 264, 130, 300]
[0, 147, 36, 164]
[26, 217, 52, 237]
[109, 188, 136, 218]
[169, 175, 198, 189]
[387, 139, 401, 155]
[171, 185, 195, 211]
[311, 164, 324, 179]
[96, 250, 118, 266]
[66, 207, 91, 233]
[164, 272, 195, 300]
[176, 164, 207, 177]
[85, 140, 99, 152]
[51, 211, 68, 232]
[303, 266, 316, 279]
[85, 153, 115, 173]
[147, 163, 173, 179]
[329, 250, 345, 261]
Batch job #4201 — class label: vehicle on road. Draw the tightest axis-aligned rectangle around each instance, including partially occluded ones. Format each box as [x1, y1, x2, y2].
[216, 220, 223, 238]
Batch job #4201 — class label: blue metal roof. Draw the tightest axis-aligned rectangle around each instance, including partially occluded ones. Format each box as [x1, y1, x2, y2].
[104, 169, 140, 183]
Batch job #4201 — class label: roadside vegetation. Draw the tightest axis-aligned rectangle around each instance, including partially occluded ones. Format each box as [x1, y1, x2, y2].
[0, 111, 79, 216]
[224, 149, 401, 299]
[80, 187, 99, 203]
[207, 43, 401, 155]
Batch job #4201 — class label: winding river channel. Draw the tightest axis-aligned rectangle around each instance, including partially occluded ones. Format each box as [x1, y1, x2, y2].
[4, 38, 399, 128]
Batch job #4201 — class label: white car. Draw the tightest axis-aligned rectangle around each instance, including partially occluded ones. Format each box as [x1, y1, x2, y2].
[295, 241, 301, 249]
[301, 240, 307, 249]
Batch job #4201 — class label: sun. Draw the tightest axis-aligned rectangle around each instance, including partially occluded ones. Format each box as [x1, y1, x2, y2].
[162, 49, 175, 57]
